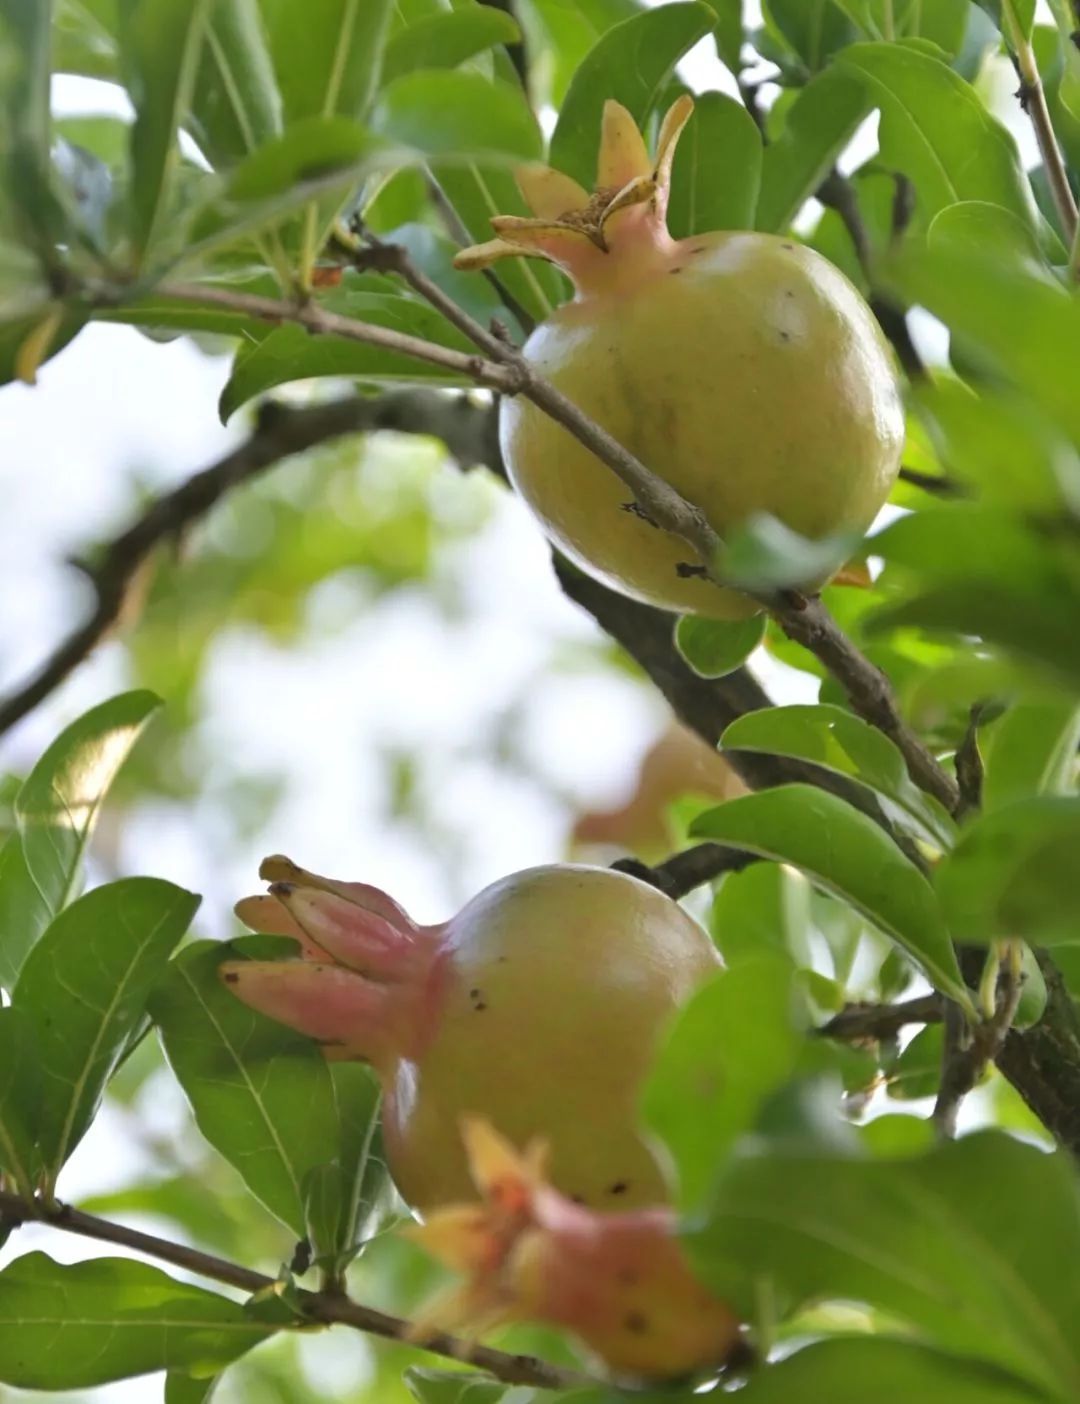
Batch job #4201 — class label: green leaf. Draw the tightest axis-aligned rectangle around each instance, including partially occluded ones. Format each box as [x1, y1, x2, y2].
[165, 1371, 221, 1404]
[118, 0, 216, 260]
[260, 0, 392, 122]
[373, 70, 543, 163]
[13, 877, 199, 1184]
[667, 90, 763, 237]
[549, 2, 715, 188]
[764, 0, 858, 70]
[14, 689, 160, 917]
[0, 690, 161, 990]
[886, 1022, 943, 1099]
[189, 0, 283, 168]
[517, 0, 642, 108]
[705, 0, 744, 74]
[151, 938, 341, 1236]
[734, 1338, 1051, 1404]
[935, 797, 1080, 947]
[710, 862, 812, 966]
[674, 612, 765, 679]
[431, 161, 563, 325]
[868, 504, 1080, 686]
[720, 704, 957, 848]
[690, 785, 969, 1005]
[220, 116, 374, 202]
[382, 9, 521, 85]
[720, 514, 861, 593]
[643, 955, 802, 1213]
[218, 288, 478, 421]
[53, 0, 122, 81]
[983, 699, 1080, 812]
[304, 1063, 383, 1273]
[0, 0, 58, 247]
[837, 42, 1036, 231]
[928, 200, 1045, 265]
[975, 1, 1036, 39]
[757, 68, 869, 231]
[888, 245, 1080, 443]
[0, 1006, 38, 1196]
[692, 1133, 1080, 1400]
[405, 1368, 509, 1404]
[0, 1254, 270, 1389]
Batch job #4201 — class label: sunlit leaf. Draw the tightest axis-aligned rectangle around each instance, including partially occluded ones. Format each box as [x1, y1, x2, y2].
[935, 796, 1080, 947]
[382, 8, 521, 85]
[259, 0, 393, 122]
[549, 2, 715, 187]
[692, 1132, 1080, 1400]
[151, 937, 341, 1236]
[373, 70, 543, 163]
[668, 89, 763, 237]
[13, 877, 199, 1184]
[0, 691, 161, 991]
[756, 68, 868, 231]
[720, 704, 957, 847]
[690, 785, 969, 1005]
[733, 1338, 1052, 1404]
[0, 1006, 38, 1196]
[117, 0, 215, 260]
[643, 955, 802, 1212]
[674, 613, 765, 679]
[0, 1254, 269, 1389]
[982, 699, 1080, 812]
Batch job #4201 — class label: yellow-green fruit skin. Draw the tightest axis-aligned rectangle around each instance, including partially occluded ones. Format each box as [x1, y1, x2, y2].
[501, 232, 905, 618]
[383, 865, 719, 1213]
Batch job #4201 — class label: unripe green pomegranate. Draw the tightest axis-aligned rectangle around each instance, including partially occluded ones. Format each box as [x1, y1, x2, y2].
[455, 97, 904, 618]
[407, 1117, 743, 1381]
[222, 857, 719, 1213]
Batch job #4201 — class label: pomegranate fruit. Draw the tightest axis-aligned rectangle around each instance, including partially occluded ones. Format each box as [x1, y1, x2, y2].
[407, 1117, 742, 1380]
[222, 857, 719, 1213]
[455, 96, 904, 618]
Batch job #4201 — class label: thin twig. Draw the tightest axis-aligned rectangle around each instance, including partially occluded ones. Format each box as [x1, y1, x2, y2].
[0, 1190, 589, 1390]
[818, 994, 944, 1043]
[1003, 0, 1079, 244]
[933, 943, 1025, 1138]
[954, 702, 987, 821]
[612, 843, 759, 900]
[898, 466, 966, 498]
[0, 392, 495, 738]
[773, 596, 960, 813]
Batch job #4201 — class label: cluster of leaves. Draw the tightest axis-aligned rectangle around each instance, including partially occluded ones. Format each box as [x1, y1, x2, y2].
[3, 1, 1080, 1403]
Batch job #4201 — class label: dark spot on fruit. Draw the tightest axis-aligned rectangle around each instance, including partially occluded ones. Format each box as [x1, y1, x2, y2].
[470, 987, 481, 998]
[785, 289, 795, 298]
[617, 1267, 638, 1285]
[779, 331, 791, 342]
[693, 245, 707, 253]
[570, 1194, 587, 1205]
[608, 1180, 629, 1195]
[223, 972, 239, 984]
[624, 1311, 648, 1334]
[669, 267, 683, 274]
[474, 1002, 487, 1012]
[497, 955, 508, 963]
[782, 241, 795, 250]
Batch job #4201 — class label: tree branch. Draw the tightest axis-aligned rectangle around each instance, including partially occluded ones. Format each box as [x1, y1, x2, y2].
[0, 391, 496, 739]
[613, 843, 759, 900]
[0, 1190, 589, 1391]
[817, 994, 944, 1043]
[1003, 1, 1079, 245]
